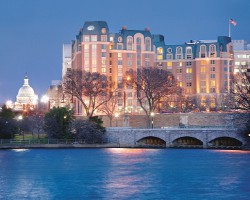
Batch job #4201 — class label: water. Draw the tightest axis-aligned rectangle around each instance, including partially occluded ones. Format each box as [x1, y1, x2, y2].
[0, 149, 250, 200]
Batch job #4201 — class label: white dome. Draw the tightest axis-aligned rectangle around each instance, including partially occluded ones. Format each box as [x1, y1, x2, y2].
[17, 85, 35, 98]
[15, 75, 37, 110]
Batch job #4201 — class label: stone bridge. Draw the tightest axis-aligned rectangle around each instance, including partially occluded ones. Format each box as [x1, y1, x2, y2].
[105, 127, 246, 148]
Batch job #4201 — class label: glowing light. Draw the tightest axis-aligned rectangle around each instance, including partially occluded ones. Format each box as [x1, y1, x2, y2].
[150, 112, 155, 117]
[115, 113, 119, 118]
[6, 100, 13, 109]
[41, 95, 49, 103]
[17, 115, 23, 121]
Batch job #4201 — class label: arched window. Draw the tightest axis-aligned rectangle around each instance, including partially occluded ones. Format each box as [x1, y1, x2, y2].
[176, 46, 182, 59]
[176, 46, 182, 54]
[127, 36, 133, 50]
[136, 37, 141, 50]
[209, 44, 216, 57]
[186, 47, 192, 54]
[145, 37, 151, 51]
[186, 47, 192, 59]
[200, 45, 206, 58]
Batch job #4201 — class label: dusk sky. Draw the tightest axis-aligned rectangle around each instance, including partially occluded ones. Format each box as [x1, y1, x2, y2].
[0, 0, 250, 104]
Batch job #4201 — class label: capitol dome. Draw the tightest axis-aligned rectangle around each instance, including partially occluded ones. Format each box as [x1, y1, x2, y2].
[15, 75, 38, 111]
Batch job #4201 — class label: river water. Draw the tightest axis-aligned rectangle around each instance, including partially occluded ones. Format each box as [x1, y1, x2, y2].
[0, 148, 249, 200]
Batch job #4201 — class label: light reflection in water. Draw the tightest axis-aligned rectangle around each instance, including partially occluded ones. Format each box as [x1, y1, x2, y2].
[12, 149, 29, 152]
[104, 148, 160, 199]
[215, 150, 250, 154]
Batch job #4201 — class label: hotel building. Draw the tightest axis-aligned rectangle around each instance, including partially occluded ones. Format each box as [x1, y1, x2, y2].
[69, 21, 234, 115]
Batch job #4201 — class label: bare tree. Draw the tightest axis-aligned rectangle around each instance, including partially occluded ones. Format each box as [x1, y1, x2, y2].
[63, 69, 113, 118]
[28, 114, 44, 139]
[231, 72, 250, 111]
[98, 91, 119, 127]
[126, 67, 176, 127]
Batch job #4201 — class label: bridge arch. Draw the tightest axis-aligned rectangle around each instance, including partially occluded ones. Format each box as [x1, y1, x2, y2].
[172, 136, 203, 146]
[208, 137, 243, 146]
[136, 136, 166, 147]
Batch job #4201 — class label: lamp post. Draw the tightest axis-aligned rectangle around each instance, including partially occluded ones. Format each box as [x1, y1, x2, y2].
[115, 112, 119, 127]
[150, 112, 155, 129]
[17, 115, 23, 139]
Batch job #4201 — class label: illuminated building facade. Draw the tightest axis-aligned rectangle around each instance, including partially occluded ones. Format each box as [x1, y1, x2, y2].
[232, 40, 250, 74]
[70, 21, 234, 115]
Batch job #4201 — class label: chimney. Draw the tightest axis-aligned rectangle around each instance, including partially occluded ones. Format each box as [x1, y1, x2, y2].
[122, 26, 127, 30]
[145, 27, 150, 31]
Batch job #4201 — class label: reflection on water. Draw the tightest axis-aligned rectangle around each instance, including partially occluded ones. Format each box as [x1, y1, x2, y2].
[12, 149, 30, 152]
[0, 149, 250, 199]
[215, 149, 250, 154]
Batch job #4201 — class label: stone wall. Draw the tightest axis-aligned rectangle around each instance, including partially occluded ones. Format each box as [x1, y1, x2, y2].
[101, 113, 249, 129]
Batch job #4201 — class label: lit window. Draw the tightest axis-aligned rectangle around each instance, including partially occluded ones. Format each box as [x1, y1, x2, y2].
[110, 37, 114, 42]
[92, 44, 96, 49]
[186, 68, 192, 73]
[167, 62, 172, 67]
[201, 60, 206, 65]
[211, 80, 216, 86]
[157, 55, 163, 60]
[201, 67, 206, 73]
[118, 52, 122, 58]
[101, 68, 106, 73]
[84, 60, 89, 65]
[179, 62, 182, 66]
[179, 82, 183, 87]
[84, 45, 89, 50]
[92, 67, 97, 72]
[157, 47, 163, 54]
[102, 59, 106, 65]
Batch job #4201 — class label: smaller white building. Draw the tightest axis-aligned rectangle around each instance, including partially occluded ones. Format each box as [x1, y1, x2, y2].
[15, 75, 38, 111]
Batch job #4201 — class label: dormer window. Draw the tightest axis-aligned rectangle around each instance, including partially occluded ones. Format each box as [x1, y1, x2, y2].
[209, 44, 216, 57]
[200, 45, 206, 58]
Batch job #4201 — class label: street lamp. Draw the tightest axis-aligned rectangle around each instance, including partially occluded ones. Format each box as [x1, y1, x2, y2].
[115, 112, 119, 127]
[150, 112, 155, 129]
[17, 115, 24, 139]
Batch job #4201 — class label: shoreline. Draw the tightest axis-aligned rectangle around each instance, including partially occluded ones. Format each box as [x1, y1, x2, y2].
[0, 144, 249, 150]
